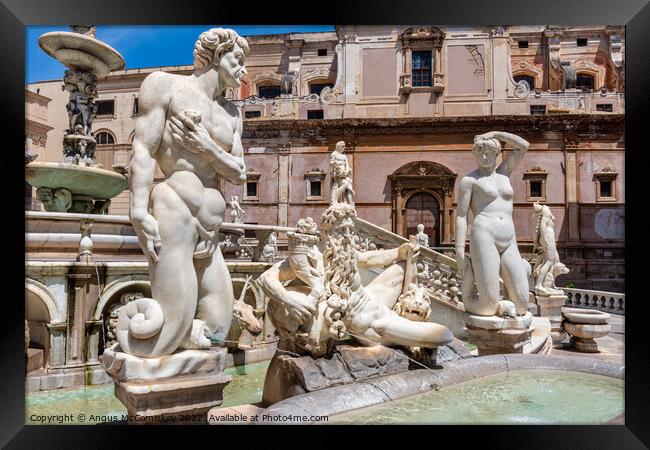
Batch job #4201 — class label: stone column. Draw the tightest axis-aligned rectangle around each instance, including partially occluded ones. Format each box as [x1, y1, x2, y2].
[564, 135, 580, 242]
[394, 186, 404, 237]
[442, 188, 452, 245]
[46, 322, 68, 368]
[85, 319, 103, 364]
[277, 145, 291, 228]
[66, 265, 102, 367]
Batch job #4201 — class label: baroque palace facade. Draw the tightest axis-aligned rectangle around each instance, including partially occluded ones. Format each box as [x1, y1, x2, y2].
[26, 25, 625, 291]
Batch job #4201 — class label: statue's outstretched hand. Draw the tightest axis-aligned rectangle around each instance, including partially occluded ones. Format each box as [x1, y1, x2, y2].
[132, 213, 161, 262]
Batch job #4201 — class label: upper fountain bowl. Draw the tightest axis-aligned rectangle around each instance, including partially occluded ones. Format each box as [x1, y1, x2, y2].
[38, 31, 125, 77]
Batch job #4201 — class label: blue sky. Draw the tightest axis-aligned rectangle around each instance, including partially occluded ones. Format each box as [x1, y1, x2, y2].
[26, 25, 335, 84]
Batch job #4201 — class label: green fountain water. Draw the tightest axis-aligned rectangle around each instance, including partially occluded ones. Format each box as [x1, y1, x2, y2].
[328, 370, 623, 425]
[26, 360, 270, 425]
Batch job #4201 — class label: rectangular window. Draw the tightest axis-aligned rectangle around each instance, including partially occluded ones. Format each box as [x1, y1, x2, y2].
[246, 181, 258, 198]
[600, 181, 613, 198]
[309, 180, 322, 197]
[577, 38, 588, 47]
[530, 105, 546, 115]
[245, 110, 261, 118]
[412, 50, 432, 87]
[133, 98, 139, 115]
[596, 103, 613, 112]
[318, 48, 327, 56]
[96, 100, 115, 116]
[530, 181, 542, 198]
[307, 110, 324, 120]
[518, 40, 529, 48]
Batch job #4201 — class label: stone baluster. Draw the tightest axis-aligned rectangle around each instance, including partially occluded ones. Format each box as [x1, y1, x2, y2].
[78, 219, 93, 262]
[448, 276, 459, 302]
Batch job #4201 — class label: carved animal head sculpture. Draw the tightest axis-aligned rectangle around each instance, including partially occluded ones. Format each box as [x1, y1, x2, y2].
[393, 283, 432, 322]
[233, 276, 263, 336]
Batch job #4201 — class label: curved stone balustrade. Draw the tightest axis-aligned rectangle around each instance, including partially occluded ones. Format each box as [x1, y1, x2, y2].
[563, 288, 625, 315]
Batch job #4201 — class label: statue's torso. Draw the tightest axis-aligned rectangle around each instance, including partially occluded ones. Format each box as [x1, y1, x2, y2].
[468, 172, 517, 246]
[152, 75, 240, 191]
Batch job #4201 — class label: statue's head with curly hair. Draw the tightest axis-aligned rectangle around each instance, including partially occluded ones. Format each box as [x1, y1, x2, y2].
[193, 28, 250, 88]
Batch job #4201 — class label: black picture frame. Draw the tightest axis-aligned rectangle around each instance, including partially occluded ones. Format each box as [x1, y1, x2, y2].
[6, 0, 649, 446]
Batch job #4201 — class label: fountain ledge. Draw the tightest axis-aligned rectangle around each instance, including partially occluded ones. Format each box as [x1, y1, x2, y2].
[240, 354, 623, 424]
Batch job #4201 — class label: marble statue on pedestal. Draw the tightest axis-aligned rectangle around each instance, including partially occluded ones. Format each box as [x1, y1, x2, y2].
[531, 202, 568, 295]
[118, 28, 250, 359]
[455, 131, 531, 317]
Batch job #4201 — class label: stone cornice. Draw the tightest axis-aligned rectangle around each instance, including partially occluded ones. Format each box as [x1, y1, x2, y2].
[241, 114, 624, 140]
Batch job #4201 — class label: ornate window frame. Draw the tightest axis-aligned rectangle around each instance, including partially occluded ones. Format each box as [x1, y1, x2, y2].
[244, 169, 261, 202]
[398, 26, 445, 95]
[304, 168, 326, 201]
[251, 71, 283, 98]
[594, 168, 618, 202]
[523, 167, 548, 202]
[573, 60, 605, 90]
[512, 60, 544, 91]
[302, 68, 335, 98]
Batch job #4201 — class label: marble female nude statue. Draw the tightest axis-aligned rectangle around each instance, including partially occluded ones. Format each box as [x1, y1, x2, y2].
[117, 28, 249, 358]
[455, 131, 530, 316]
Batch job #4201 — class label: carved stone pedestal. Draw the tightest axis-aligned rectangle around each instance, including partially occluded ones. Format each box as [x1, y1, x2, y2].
[465, 312, 534, 356]
[101, 346, 231, 424]
[535, 294, 568, 347]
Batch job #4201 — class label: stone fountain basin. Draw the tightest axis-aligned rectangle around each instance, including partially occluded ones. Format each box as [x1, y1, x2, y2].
[563, 322, 611, 340]
[254, 354, 624, 424]
[562, 307, 610, 325]
[26, 161, 127, 199]
[38, 31, 125, 77]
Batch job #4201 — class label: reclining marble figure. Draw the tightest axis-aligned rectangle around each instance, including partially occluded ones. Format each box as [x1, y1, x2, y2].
[117, 28, 250, 358]
[257, 149, 453, 358]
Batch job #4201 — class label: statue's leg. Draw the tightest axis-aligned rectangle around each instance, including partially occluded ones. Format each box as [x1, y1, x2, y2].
[534, 260, 553, 290]
[466, 230, 501, 315]
[371, 312, 453, 348]
[365, 263, 406, 308]
[194, 245, 235, 344]
[500, 241, 530, 315]
[119, 182, 199, 357]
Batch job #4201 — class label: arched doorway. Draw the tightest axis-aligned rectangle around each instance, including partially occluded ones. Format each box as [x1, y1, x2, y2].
[389, 161, 456, 245]
[405, 191, 441, 247]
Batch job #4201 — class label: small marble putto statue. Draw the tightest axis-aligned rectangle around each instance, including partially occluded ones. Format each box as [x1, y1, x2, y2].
[261, 232, 278, 260]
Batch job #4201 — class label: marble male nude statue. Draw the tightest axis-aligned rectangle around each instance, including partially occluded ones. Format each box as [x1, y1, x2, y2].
[117, 28, 249, 358]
